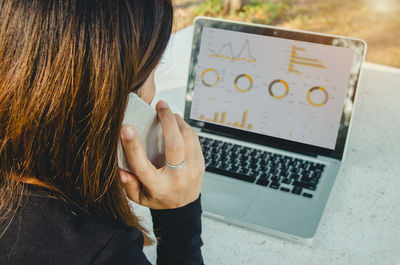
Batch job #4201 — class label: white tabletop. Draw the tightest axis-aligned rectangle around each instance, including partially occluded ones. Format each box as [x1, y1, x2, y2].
[132, 26, 400, 265]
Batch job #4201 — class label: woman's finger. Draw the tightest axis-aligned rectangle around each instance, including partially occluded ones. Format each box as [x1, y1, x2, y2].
[174, 114, 194, 155]
[174, 114, 202, 157]
[156, 101, 185, 166]
[174, 114, 204, 175]
[120, 169, 141, 202]
[121, 125, 156, 185]
[191, 129, 204, 159]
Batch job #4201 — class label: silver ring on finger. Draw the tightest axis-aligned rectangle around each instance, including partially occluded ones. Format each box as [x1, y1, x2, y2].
[165, 159, 186, 170]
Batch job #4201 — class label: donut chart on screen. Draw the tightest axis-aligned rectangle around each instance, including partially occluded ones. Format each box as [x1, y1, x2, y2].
[234, 74, 253, 93]
[201, 68, 220, 87]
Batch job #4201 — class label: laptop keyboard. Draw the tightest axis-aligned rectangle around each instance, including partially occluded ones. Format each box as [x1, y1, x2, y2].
[199, 136, 325, 199]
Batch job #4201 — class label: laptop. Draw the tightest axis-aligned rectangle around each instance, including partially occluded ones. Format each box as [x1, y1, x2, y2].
[183, 17, 366, 243]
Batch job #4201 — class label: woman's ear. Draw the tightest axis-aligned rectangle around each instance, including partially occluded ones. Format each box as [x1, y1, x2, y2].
[137, 70, 156, 104]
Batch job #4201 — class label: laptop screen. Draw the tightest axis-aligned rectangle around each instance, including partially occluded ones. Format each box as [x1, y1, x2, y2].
[185, 18, 366, 159]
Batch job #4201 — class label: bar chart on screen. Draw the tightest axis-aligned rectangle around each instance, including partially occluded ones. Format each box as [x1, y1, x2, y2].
[288, 45, 327, 75]
[199, 109, 254, 130]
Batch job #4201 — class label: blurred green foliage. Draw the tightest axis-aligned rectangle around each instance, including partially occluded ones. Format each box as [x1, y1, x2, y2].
[192, 0, 291, 25]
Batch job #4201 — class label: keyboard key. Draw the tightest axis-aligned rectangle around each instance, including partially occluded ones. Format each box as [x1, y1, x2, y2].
[219, 162, 229, 169]
[239, 162, 248, 168]
[239, 168, 250, 174]
[291, 186, 302, 195]
[302, 193, 313, 198]
[240, 148, 248, 155]
[270, 174, 281, 181]
[281, 178, 291, 184]
[209, 161, 219, 167]
[256, 178, 270, 187]
[269, 182, 280, 189]
[230, 165, 239, 172]
[231, 145, 240, 152]
[314, 171, 323, 178]
[248, 170, 259, 178]
[206, 165, 255, 183]
[300, 175, 319, 185]
[280, 187, 290, 192]
[300, 175, 315, 183]
[250, 157, 259, 164]
[293, 180, 316, 191]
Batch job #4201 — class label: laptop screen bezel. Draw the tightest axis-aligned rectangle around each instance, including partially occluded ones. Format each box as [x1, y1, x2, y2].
[184, 17, 366, 160]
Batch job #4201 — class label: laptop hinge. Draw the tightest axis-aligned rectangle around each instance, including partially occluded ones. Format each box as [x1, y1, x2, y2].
[317, 155, 341, 164]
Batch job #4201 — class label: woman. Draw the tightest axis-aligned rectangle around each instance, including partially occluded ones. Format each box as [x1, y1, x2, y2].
[0, 0, 205, 264]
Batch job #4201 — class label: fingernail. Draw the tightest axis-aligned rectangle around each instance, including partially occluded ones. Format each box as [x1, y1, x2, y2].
[122, 126, 134, 141]
[158, 101, 169, 110]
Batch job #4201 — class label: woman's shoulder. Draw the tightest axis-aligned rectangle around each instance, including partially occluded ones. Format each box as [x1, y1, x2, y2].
[0, 185, 150, 265]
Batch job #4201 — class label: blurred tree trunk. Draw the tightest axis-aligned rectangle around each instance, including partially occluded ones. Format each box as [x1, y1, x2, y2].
[223, 0, 243, 14]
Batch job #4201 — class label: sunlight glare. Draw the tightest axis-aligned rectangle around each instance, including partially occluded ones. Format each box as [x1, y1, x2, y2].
[367, 0, 396, 13]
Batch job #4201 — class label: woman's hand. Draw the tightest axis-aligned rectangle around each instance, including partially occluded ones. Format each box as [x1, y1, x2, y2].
[119, 101, 205, 209]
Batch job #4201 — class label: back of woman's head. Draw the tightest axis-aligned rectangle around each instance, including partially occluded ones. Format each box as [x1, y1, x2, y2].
[0, 0, 173, 241]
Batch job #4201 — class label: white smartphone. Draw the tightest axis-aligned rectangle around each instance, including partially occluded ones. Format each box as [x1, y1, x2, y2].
[117, 93, 165, 172]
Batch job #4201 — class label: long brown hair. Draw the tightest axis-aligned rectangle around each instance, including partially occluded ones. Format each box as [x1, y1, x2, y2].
[0, 0, 173, 243]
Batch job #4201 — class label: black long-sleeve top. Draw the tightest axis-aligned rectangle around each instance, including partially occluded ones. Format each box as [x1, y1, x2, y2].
[0, 185, 204, 265]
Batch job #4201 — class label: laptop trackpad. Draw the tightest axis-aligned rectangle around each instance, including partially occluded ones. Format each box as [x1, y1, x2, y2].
[201, 175, 257, 217]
